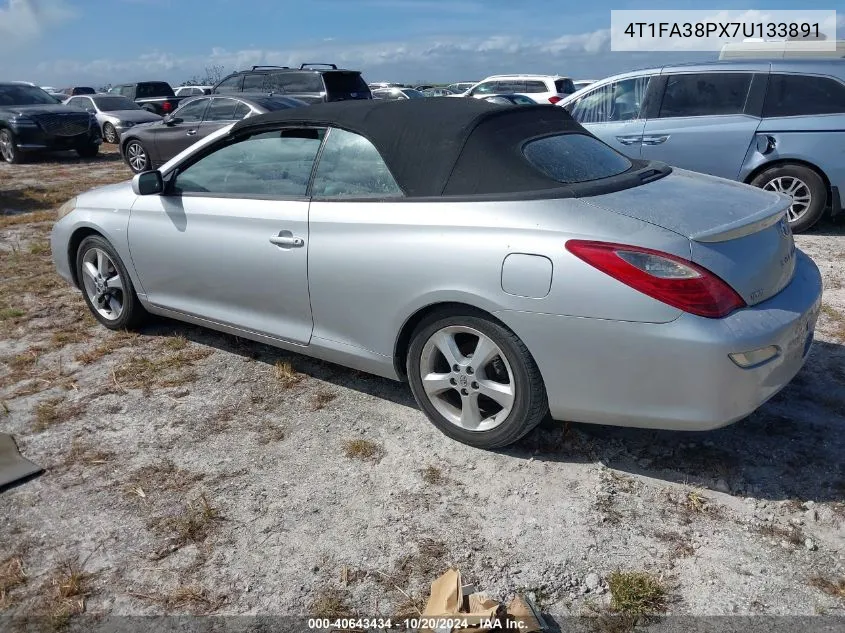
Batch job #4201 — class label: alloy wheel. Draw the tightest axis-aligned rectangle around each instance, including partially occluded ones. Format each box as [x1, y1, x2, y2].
[126, 142, 147, 172]
[104, 123, 118, 144]
[0, 130, 13, 162]
[81, 248, 125, 321]
[418, 325, 515, 431]
[763, 176, 812, 223]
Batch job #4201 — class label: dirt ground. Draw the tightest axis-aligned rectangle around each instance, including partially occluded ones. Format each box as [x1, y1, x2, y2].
[1, 145, 844, 628]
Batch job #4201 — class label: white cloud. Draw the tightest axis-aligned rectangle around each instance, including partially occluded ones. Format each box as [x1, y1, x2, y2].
[0, 0, 75, 51]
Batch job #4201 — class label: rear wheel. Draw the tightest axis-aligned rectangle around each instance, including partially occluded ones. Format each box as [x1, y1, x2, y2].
[407, 310, 548, 449]
[0, 128, 22, 164]
[76, 236, 146, 330]
[751, 164, 827, 233]
[124, 139, 151, 173]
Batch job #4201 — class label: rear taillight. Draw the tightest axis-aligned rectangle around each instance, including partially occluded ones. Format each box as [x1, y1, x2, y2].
[565, 240, 746, 318]
[162, 101, 173, 112]
[548, 96, 562, 105]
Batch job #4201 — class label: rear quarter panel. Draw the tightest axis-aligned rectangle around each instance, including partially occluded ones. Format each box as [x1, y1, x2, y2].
[307, 198, 689, 359]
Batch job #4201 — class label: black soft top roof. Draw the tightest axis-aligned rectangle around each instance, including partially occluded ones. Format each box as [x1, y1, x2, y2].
[231, 98, 655, 198]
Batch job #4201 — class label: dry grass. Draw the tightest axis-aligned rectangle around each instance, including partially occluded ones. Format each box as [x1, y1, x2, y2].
[112, 347, 213, 393]
[310, 389, 337, 411]
[0, 557, 26, 610]
[654, 531, 695, 559]
[273, 360, 303, 387]
[756, 523, 805, 546]
[310, 587, 356, 619]
[0, 307, 25, 321]
[131, 584, 226, 614]
[421, 465, 444, 485]
[124, 461, 204, 498]
[808, 576, 845, 600]
[343, 438, 384, 462]
[45, 558, 92, 629]
[162, 334, 188, 351]
[63, 439, 115, 468]
[156, 494, 222, 550]
[606, 571, 668, 617]
[820, 303, 845, 340]
[75, 330, 139, 364]
[33, 396, 86, 432]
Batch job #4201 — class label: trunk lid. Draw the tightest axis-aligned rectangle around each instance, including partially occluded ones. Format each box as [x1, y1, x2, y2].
[582, 168, 796, 306]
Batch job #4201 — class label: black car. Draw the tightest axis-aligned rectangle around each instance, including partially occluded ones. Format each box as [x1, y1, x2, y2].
[108, 82, 186, 116]
[119, 93, 307, 173]
[0, 82, 101, 164]
[212, 63, 372, 104]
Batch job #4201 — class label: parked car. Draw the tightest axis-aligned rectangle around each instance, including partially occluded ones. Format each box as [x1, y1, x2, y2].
[459, 74, 577, 104]
[560, 60, 845, 232]
[369, 82, 405, 89]
[108, 82, 185, 116]
[414, 84, 435, 91]
[119, 93, 306, 173]
[372, 87, 425, 100]
[213, 64, 372, 103]
[0, 82, 101, 163]
[446, 82, 476, 93]
[64, 93, 162, 144]
[51, 98, 822, 449]
[61, 86, 96, 96]
[572, 80, 597, 91]
[175, 85, 213, 97]
[422, 88, 455, 97]
[482, 94, 537, 105]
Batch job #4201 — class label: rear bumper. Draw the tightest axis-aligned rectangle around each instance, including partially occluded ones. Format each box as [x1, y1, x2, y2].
[496, 250, 823, 431]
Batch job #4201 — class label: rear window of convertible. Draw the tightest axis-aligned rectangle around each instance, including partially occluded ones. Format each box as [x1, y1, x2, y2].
[522, 133, 632, 183]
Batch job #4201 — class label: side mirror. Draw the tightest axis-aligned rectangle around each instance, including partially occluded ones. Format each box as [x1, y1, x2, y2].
[164, 115, 183, 126]
[132, 170, 163, 196]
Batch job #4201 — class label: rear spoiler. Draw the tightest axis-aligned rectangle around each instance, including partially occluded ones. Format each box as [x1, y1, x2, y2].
[691, 195, 790, 243]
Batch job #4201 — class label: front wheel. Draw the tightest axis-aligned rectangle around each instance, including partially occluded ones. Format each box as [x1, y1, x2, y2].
[0, 128, 22, 164]
[103, 123, 118, 144]
[751, 164, 827, 233]
[124, 139, 151, 173]
[76, 236, 146, 330]
[407, 311, 548, 449]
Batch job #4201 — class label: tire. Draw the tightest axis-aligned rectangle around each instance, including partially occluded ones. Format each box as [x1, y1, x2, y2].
[103, 123, 118, 144]
[0, 127, 23, 164]
[75, 235, 146, 330]
[751, 164, 827, 233]
[76, 144, 99, 159]
[406, 309, 548, 449]
[123, 139, 151, 173]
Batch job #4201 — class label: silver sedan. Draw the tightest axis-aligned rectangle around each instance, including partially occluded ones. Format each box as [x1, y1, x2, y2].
[50, 99, 823, 449]
[64, 94, 161, 144]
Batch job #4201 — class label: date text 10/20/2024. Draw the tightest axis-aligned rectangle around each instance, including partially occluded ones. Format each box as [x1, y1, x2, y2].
[307, 618, 530, 630]
[623, 21, 821, 39]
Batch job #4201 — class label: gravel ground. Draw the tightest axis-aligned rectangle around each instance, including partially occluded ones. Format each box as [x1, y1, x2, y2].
[1, 148, 844, 627]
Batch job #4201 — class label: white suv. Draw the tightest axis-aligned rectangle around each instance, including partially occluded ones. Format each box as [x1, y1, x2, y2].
[457, 74, 576, 104]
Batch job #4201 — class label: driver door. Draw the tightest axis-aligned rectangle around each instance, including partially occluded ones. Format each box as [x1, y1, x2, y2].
[128, 127, 325, 344]
[565, 75, 652, 158]
[154, 98, 209, 162]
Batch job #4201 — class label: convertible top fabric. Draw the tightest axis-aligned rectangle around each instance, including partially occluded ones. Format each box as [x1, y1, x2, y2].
[231, 98, 591, 197]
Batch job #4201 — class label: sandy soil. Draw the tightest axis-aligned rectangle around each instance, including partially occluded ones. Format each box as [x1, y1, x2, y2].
[1, 147, 844, 627]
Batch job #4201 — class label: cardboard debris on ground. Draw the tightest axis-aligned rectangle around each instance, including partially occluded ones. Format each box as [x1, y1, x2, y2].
[419, 568, 547, 632]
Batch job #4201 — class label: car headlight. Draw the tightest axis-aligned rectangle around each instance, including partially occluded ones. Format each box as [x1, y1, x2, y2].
[9, 116, 37, 128]
[57, 197, 77, 220]
[118, 121, 135, 128]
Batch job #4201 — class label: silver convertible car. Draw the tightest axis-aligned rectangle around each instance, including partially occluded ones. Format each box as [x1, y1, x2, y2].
[50, 99, 823, 449]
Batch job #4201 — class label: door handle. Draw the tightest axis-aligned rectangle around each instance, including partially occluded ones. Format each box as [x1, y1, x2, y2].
[186, 129, 197, 136]
[615, 135, 642, 145]
[642, 135, 669, 145]
[269, 232, 305, 248]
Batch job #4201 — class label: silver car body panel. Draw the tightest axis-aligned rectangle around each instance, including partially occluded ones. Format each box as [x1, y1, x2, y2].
[50, 119, 824, 431]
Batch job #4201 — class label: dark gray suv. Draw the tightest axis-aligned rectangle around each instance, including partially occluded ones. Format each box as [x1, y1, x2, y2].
[212, 64, 372, 104]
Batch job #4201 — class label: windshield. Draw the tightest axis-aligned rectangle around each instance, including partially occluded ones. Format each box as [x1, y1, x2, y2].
[523, 133, 632, 183]
[0, 84, 60, 106]
[401, 89, 425, 99]
[93, 95, 141, 111]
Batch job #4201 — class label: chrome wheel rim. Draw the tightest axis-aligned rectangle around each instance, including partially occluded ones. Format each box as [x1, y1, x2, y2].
[0, 130, 13, 162]
[104, 124, 117, 144]
[419, 326, 515, 431]
[81, 248, 124, 321]
[763, 176, 812, 223]
[126, 142, 147, 172]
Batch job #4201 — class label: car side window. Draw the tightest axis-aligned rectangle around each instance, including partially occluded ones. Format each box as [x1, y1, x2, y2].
[215, 75, 243, 93]
[659, 72, 752, 118]
[174, 98, 209, 122]
[233, 102, 252, 119]
[276, 73, 324, 93]
[172, 128, 325, 197]
[204, 98, 239, 121]
[523, 80, 547, 93]
[242, 74, 265, 92]
[311, 127, 403, 198]
[568, 76, 651, 123]
[763, 74, 845, 117]
[471, 82, 497, 96]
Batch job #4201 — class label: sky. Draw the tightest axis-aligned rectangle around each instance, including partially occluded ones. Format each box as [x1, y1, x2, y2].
[0, 0, 842, 87]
